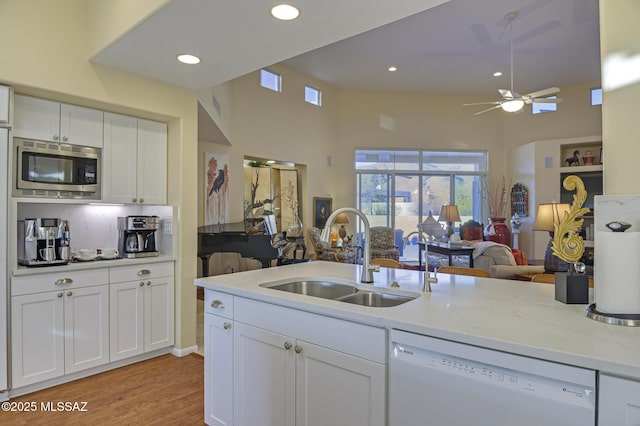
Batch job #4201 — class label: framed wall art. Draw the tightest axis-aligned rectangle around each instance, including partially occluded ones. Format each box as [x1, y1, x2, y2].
[313, 197, 332, 229]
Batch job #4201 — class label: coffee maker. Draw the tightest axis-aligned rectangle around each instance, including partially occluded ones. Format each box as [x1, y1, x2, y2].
[117, 216, 160, 258]
[18, 218, 69, 266]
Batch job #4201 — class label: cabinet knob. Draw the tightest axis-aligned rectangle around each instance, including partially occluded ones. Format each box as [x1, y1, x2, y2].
[211, 300, 225, 309]
[139, 198, 144, 204]
[146, 281, 151, 286]
[62, 136, 68, 142]
[66, 291, 73, 296]
[223, 322, 232, 330]
[53, 134, 59, 141]
[284, 342, 292, 350]
[294, 345, 303, 354]
[132, 198, 137, 203]
[57, 292, 63, 298]
[139, 282, 145, 286]
[55, 278, 73, 285]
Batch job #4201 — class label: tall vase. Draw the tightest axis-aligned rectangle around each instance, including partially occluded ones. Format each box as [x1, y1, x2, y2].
[485, 217, 511, 247]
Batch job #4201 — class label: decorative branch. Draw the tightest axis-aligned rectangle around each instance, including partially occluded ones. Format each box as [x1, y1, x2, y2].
[551, 175, 591, 263]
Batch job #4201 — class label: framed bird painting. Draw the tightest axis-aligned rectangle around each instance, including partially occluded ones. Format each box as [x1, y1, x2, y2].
[205, 152, 230, 225]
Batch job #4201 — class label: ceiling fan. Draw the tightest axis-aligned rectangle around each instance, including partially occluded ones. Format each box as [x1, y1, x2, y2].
[464, 11, 561, 115]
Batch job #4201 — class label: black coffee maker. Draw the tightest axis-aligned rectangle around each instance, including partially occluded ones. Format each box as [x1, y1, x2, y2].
[117, 216, 159, 258]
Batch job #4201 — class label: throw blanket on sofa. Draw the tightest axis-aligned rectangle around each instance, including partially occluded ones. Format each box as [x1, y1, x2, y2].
[472, 241, 512, 259]
[471, 241, 517, 272]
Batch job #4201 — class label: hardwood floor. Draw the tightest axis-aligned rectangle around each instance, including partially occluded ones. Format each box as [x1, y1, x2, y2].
[0, 354, 205, 425]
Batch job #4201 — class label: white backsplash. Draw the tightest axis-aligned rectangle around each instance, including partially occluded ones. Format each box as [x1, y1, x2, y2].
[17, 203, 174, 255]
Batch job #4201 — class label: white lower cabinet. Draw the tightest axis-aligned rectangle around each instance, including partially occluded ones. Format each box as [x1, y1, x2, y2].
[203, 291, 386, 426]
[110, 263, 175, 361]
[599, 373, 640, 425]
[11, 271, 109, 388]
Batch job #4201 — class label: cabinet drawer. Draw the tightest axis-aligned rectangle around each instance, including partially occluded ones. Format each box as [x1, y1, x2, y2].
[109, 261, 174, 283]
[235, 298, 386, 363]
[12, 268, 109, 296]
[204, 290, 234, 318]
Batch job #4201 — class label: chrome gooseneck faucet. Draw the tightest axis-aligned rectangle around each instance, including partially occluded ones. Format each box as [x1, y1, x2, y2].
[419, 230, 438, 292]
[320, 207, 379, 283]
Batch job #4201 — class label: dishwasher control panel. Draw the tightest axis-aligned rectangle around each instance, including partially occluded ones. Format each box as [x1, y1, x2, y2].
[393, 343, 593, 408]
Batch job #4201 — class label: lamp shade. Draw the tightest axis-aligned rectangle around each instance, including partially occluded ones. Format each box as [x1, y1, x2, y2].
[438, 205, 461, 223]
[533, 203, 571, 232]
[334, 212, 349, 224]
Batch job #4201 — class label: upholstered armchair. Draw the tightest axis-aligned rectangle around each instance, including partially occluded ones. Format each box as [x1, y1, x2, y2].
[308, 227, 358, 264]
[369, 226, 400, 261]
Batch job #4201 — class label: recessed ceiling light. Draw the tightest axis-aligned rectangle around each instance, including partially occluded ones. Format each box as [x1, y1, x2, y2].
[388, 66, 397, 72]
[177, 54, 200, 65]
[493, 71, 503, 77]
[267, 160, 276, 164]
[270, 4, 300, 20]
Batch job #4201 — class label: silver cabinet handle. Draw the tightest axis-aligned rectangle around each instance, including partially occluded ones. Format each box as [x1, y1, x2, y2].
[211, 300, 225, 309]
[146, 281, 151, 286]
[294, 345, 303, 354]
[139, 282, 145, 286]
[66, 291, 73, 296]
[137, 269, 151, 276]
[223, 322, 232, 330]
[57, 292, 63, 298]
[55, 278, 73, 285]
[284, 342, 292, 350]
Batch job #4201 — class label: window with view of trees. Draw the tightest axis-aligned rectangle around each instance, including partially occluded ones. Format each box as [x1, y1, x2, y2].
[355, 149, 487, 261]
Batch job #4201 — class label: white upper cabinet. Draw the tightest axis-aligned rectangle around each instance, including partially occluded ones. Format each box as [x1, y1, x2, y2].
[13, 94, 103, 147]
[103, 112, 167, 205]
[137, 119, 168, 206]
[103, 112, 138, 204]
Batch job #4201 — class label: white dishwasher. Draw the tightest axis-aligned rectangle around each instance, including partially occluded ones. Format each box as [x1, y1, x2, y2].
[389, 330, 596, 426]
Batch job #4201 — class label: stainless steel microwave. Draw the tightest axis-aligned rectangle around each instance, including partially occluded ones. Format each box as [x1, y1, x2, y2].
[14, 137, 101, 199]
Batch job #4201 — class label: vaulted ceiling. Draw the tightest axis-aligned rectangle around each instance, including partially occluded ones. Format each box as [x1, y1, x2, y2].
[93, 0, 601, 97]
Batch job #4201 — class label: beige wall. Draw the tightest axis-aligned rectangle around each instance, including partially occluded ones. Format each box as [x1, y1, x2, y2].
[0, 0, 198, 352]
[599, 0, 640, 194]
[198, 64, 340, 231]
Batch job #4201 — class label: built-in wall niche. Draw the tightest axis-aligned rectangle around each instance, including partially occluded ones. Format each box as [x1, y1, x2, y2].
[16, 203, 174, 255]
[243, 158, 303, 235]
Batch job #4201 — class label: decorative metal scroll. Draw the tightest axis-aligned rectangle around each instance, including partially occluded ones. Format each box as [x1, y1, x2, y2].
[551, 175, 591, 263]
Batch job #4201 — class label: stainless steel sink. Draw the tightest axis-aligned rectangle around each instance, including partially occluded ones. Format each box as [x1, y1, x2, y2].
[262, 280, 359, 299]
[337, 291, 416, 308]
[260, 279, 418, 307]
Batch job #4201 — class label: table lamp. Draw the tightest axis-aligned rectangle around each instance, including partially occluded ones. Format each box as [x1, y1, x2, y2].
[533, 202, 571, 273]
[438, 205, 461, 240]
[334, 212, 349, 240]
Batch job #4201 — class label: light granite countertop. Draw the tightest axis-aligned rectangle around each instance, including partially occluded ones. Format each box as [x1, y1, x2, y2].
[195, 261, 640, 380]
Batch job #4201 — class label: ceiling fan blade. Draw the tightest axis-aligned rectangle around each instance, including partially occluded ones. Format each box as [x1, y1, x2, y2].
[525, 87, 560, 99]
[526, 97, 563, 104]
[463, 101, 500, 106]
[474, 105, 502, 115]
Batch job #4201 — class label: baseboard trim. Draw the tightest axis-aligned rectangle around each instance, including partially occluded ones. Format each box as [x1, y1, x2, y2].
[171, 345, 198, 357]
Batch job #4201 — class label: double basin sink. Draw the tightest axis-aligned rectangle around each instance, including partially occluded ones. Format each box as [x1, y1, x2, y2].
[260, 279, 419, 307]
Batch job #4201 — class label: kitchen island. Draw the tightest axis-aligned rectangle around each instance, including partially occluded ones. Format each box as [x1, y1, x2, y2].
[195, 261, 640, 425]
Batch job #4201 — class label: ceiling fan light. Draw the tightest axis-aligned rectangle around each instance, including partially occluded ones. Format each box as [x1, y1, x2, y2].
[501, 99, 525, 112]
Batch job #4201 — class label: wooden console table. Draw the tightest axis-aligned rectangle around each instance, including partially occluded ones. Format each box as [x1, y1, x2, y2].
[419, 242, 474, 268]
